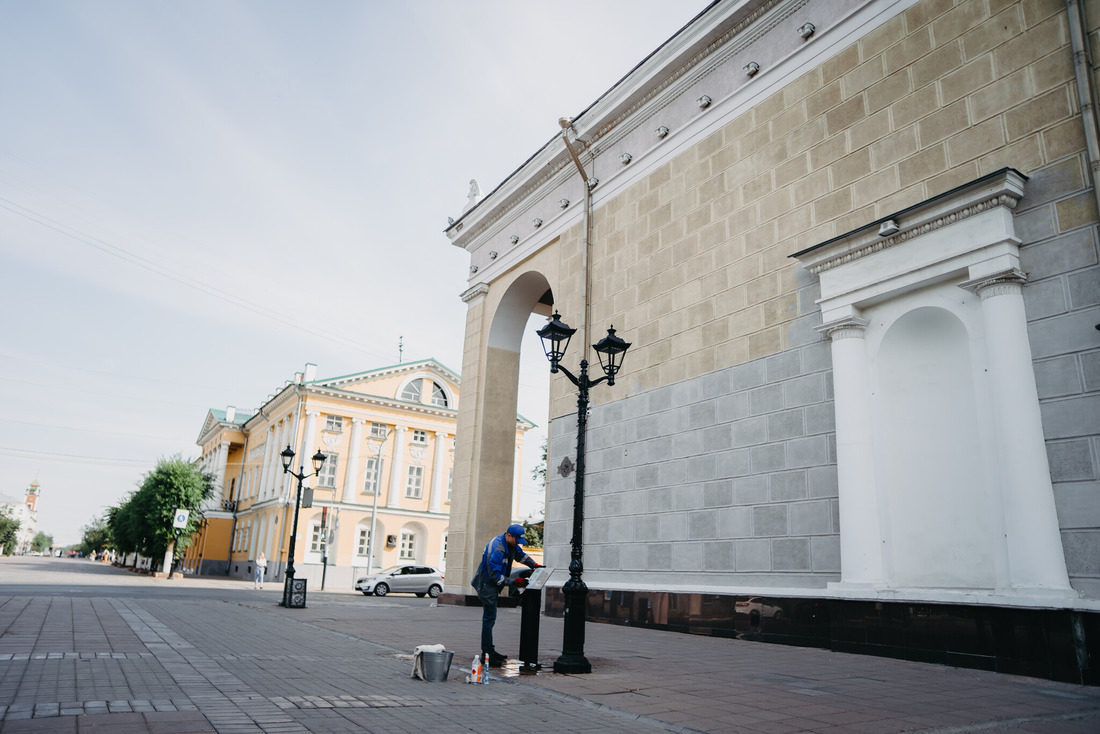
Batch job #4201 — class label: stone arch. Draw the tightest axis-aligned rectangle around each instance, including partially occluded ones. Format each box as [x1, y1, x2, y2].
[448, 268, 556, 594]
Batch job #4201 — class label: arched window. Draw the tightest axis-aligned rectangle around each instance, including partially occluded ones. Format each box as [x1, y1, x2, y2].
[430, 382, 448, 407]
[400, 380, 422, 402]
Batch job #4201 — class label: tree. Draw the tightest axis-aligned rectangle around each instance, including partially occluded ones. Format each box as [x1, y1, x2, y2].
[31, 531, 53, 553]
[109, 457, 215, 571]
[531, 439, 547, 488]
[0, 508, 19, 556]
[522, 519, 544, 549]
[78, 514, 111, 557]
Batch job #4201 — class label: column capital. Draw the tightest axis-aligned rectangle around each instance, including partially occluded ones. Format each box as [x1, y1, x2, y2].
[393, 425, 408, 433]
[959, 268, 1027, 300]
[305, 409, 322, 418]
[461, 283, 490, 304]
[351, 417, 368, 426]
[816, 316, 869, 340]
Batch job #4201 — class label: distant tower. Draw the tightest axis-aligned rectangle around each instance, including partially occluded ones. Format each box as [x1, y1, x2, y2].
[25, 480, 39, 512]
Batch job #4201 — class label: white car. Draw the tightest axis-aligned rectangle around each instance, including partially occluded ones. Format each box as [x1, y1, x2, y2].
[355, 565, 444, 597]
[735, 597, 784, 621]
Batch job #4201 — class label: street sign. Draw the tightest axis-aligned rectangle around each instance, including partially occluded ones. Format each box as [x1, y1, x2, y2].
[172, 509, 190, 529]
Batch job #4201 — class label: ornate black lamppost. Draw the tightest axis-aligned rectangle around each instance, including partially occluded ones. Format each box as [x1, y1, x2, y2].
[536, 311, 630, 674]
[280, 444, 326, 608]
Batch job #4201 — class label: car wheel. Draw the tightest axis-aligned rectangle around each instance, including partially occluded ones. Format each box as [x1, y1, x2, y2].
[374, 583, 389, 597]
[772, 610, 783, 621]
[428, 584, 441, 598]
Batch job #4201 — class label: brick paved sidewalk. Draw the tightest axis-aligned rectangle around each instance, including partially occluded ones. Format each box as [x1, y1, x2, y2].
[1, 573, 1099, 733]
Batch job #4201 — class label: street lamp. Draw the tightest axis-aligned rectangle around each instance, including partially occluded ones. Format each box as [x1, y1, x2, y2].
[536, 311, 630, 674]
[280, 444, 327, 608]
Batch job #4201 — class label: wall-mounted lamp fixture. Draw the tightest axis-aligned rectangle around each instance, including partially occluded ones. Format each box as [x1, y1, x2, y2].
[510, 235, 519, 244]
[489, 251, 497, 260]
[533, 218, 543, 228]
[798, 22, 815, 39]
[559, 198, 570, 209]
[470, 265, 479, 274]
[620, 153, 632, 165]
[878, 219, 899, 237]
[656, 126, 669, 138]
[697, 95, 712, 108]
[744, 61, 760, 76]
[587, 177, 599, 190]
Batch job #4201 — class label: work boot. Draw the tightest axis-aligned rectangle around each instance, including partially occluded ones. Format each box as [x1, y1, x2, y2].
[487, 651, 507, 667]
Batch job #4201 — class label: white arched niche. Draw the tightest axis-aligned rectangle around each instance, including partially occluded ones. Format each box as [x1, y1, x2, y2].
[792, 168, 1074, 602]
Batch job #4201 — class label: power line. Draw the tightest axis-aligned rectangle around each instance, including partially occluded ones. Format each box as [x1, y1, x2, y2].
[0, 446, 150, 467]
[0, 196, 394, 361]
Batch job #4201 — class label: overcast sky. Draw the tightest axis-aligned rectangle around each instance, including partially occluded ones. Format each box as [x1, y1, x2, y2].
[0, 1, 706, 546]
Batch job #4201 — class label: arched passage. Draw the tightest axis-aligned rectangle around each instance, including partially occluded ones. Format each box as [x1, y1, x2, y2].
[447, 269, 555, 594]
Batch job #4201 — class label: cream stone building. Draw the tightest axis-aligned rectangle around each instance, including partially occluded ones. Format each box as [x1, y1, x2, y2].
[187, 360, 533, 590]
[0, 480, 39, 555]
[446, 0, 1100, 681]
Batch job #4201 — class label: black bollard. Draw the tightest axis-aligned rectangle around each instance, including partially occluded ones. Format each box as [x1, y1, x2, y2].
[518, 586, 542, 671]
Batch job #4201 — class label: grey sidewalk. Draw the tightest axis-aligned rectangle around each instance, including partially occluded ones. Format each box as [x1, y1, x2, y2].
[1, 559, 1100, 733]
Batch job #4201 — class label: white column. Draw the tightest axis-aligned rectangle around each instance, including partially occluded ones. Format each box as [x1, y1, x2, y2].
[343, 419, 366, 503]
[257, 427, 274, 498]
[268, 421, 285, 497]
[299, 411, 320, 471]
[429, 432, 447, 513]
[216, 441, 231, 495]
[386, 426, 407, 509]
[965, 270, 1073, 594]
[819, 316, 886, 588]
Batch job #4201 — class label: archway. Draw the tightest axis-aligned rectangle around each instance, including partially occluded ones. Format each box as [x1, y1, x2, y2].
[448, 269, 554, 594]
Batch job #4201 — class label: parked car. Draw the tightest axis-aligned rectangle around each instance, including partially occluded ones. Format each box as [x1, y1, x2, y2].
[735, 597, 784, 621]
[355, 565, 444, 597]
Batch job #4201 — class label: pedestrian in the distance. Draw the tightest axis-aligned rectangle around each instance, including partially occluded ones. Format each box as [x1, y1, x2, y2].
[471, 523, 540, 666]
[255, 552, 267, 589]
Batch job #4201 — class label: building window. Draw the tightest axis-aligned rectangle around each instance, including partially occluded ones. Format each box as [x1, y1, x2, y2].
[431, 382, 448, 408]
[411, 429, 428, 445]
[318, 453, 339, 488]
[406, 466, 423, 499]
[399, 531, 415, 560]
[357, 528, 370, 557]
[442, 533, 448, 565]
[363, 458, 383, 494]
[401, 380, 422, 402]
[370, 422, 388, 439]
[310, 523, 324, 553]
[324, 415, 343, 432]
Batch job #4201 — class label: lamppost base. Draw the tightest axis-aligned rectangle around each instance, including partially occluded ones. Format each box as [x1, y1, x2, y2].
[553, 654, 592, 674]
[282, 577, 307, 608]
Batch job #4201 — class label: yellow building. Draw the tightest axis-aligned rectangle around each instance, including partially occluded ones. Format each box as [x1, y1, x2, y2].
[186, 359, 533, 590]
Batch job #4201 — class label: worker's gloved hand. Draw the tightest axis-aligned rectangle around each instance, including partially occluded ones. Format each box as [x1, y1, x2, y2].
[513, 577, 529, 588]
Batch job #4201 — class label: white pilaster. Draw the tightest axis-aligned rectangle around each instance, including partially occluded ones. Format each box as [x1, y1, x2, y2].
[299, 411, 320, 472]
[387, 426, 407, 509]
[343, 418, 366, 503]
[429, 432, 447, 513]
[962, 270, 1074, 595]
[820, 316, 886, 588]
[216, 440, 230, 495]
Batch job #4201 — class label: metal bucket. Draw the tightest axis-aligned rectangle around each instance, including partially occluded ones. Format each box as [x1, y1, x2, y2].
[420, 650, 454, 682]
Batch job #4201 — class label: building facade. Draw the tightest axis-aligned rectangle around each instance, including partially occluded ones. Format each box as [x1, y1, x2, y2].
[0, 480, 39, 555]
[187, 359, 532, 590]
[446, 0, 1100, 681]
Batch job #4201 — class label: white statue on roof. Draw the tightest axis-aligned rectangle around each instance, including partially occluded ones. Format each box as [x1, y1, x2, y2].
[463, 179, 483, 212]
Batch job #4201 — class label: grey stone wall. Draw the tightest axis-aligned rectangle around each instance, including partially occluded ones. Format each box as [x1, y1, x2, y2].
[1017, 154, 1100, 599]
[544, 306, 840, 591]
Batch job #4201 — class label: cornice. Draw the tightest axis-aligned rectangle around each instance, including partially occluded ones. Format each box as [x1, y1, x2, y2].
[449, 0, 791, 252]
[792, 168, 1027, 274]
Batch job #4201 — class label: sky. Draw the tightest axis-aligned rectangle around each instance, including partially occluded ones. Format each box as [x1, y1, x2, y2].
[0, 1, 707, 547]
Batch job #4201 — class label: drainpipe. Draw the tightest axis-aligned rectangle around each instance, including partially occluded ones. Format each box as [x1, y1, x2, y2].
[558, 117, 596, 361]
[1067, 0, 1100, 222]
